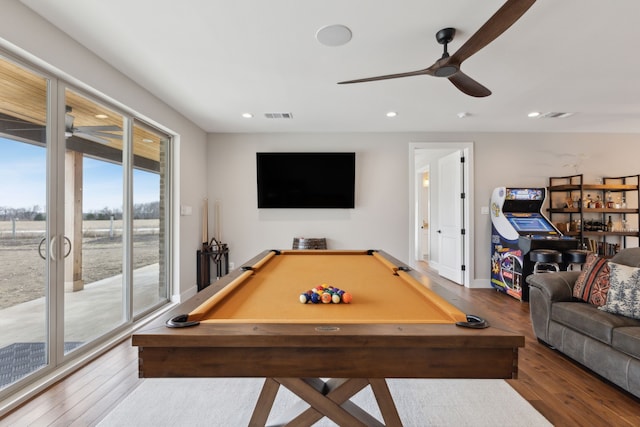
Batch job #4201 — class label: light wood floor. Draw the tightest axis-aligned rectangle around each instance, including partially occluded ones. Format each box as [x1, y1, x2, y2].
[2, 263, 640, 426]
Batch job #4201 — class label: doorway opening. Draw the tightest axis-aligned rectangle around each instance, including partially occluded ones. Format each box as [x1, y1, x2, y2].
[409, 142, 474, 287]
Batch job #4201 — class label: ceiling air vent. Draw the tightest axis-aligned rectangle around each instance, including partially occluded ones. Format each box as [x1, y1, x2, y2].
[264, 112, 293, 119]
[540, 112, 575, 119]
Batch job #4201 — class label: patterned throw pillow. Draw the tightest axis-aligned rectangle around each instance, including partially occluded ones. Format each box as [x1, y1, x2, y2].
[599, 263, 640, 319]
[573, 253, 611, 306]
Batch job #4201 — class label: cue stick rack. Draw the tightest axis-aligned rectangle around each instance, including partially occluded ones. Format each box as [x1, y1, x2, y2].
[197, 238, 229, 291]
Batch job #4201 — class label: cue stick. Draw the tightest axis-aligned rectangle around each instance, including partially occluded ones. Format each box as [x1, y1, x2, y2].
[202, 198, 208, 244]
[201, 198, 210, 286]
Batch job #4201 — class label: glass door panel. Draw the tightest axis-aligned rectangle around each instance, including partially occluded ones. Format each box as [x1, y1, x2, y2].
[132, 120, 169, 316]
[0, 57, 49, 389]
[63, 89, 125, 352]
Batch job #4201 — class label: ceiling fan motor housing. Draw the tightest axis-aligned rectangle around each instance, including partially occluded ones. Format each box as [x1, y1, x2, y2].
[436, 27, 456, 45]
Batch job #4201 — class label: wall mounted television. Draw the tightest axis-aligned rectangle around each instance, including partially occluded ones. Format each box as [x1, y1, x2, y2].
[256, 152, 355, 208]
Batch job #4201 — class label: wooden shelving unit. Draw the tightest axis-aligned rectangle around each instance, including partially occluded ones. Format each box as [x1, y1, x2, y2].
[547, 174, 639, 256]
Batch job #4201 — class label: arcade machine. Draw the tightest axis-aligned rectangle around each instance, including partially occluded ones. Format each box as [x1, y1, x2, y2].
[490, 187, 579, 301]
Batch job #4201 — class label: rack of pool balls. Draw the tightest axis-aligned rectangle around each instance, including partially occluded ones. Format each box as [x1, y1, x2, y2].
[299, 284, 352, 304]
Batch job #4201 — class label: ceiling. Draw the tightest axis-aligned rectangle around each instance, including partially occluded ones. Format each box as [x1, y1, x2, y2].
[19, 0, 640, 134]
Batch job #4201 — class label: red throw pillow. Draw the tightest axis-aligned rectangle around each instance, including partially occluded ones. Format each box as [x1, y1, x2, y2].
[573, 253, 611, 306]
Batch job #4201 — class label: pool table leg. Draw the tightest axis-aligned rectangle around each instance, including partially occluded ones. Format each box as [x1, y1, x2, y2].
[249, 377, 402, 427]
[273, 377, 374, 427]
[369, 378, 402, 427]
[248, 378, 281, 427]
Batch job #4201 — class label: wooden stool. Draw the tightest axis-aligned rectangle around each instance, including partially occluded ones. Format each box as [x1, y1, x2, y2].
[564, 249, 589, 271]
[530, 249, 562, 274]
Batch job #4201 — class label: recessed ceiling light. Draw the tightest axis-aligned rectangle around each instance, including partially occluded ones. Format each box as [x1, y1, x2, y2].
[457, 112, 470, 119]
[528, 111, 541, 118]
[241, 113, 253, 118]
[386, 111, 397, 118]
[95, 114, 109, 119]
[316, 24, 352, 47]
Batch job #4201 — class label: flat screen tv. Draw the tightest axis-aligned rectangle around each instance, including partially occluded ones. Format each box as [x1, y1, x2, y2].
[256, 152, 355, 208]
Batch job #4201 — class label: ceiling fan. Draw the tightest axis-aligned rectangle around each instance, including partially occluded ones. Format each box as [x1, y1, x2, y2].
[337, 0, 536, 97]
[65, 106, 122, 144]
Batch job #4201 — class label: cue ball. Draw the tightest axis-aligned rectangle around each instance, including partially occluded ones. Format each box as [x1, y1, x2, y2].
[299, 293, 309, 304]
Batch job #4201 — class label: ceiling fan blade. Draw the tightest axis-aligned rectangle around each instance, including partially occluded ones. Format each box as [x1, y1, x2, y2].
[449, 0, 536, 65]
[75, 125, 122, 132]
[338, 68, 433, 84]
[70, 131, 111, 145]
[87, 131, 123, 140]
[448, 72, 491, 97]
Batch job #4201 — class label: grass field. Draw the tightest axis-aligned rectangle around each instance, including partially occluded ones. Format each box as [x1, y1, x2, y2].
[0, 220, 160, 309]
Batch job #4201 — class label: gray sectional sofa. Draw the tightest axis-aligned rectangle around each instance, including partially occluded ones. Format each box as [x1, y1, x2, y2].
[526, 247, 640, 398]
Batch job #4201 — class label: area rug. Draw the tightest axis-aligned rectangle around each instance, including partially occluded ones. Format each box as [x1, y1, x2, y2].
[98, 378, 552, 426]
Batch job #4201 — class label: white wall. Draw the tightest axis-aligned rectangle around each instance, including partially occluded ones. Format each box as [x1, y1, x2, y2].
[207, 133, 410, 266]
[0, 2, 208, 298]
[208, 131, 639, 286]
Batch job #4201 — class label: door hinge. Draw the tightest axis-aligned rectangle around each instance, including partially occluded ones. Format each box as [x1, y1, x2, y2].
[461, 228, 466, 235]
[461, 264, 466, 271]
[461, 192, 466, 199]
[460, 156, 465, 163]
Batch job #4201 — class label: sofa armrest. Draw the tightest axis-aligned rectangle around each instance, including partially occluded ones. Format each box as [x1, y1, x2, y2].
[526, 271, 581, 343]
[526, 271, 581, 302]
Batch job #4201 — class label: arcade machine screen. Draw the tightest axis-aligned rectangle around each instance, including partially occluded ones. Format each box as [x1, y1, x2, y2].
[505, 214, 556, 234]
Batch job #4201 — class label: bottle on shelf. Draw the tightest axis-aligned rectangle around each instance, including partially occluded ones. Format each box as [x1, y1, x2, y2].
[606, 191, 614, 208]
[584, 194, 592, 208]
[607, 216, 613, 232]
[594, 195, 603, 209]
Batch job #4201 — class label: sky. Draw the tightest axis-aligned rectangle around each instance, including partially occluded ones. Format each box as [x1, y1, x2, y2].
[0, 137, 159, 213]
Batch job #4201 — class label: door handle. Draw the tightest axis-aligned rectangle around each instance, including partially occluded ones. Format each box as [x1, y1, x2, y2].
[38, 236, 72, 260]
[38, 237, 46, 260]
[62, 236, 72, 258]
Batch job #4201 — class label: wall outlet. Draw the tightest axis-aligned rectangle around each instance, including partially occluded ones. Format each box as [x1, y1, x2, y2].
[229, 262, 235, 270]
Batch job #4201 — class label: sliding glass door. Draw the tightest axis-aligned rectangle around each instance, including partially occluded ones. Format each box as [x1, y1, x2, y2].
[0, 54, 171, 394]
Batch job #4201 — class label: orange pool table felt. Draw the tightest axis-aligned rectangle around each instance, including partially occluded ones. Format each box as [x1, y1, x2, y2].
[188, 249, 467, 324]
[133, 250, 524, 427]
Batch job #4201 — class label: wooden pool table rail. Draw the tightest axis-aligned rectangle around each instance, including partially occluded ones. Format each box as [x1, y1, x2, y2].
[134, 250, 523, 379]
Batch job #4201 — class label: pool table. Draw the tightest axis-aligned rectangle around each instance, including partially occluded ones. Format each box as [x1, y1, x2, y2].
[133, 250, 524, 427]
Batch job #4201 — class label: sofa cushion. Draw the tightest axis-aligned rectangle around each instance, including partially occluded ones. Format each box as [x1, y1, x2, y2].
[573, 253, 611, 306]
[599, 262, 640, 319]
[552, 301, 640, 345]
[610, 247, 640, 268]
[612, 326, 640, 359]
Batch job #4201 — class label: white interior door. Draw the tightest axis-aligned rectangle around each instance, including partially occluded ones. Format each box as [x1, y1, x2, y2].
[437, 150, 464, 284]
